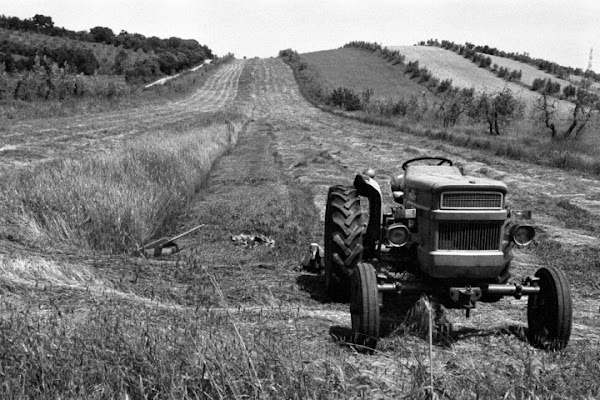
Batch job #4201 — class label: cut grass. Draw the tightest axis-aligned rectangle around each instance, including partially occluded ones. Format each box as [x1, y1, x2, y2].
[1, 58, 600, 399]
[390, 46, 534, 97]
[390, 45, 574, 118]
[483, 52, 573, 89]
[2, 108, 599, 399]
[0, 113, 244, 253]
[0, 58, 248, 252]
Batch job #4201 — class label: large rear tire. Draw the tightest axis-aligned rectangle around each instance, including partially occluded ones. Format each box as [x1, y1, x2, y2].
[324, 186, 364, 302]
[527, 266, 572, 351]
[350, 262, 380, 353]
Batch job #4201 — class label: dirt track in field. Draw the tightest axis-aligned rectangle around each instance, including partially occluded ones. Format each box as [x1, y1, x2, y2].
[237, 58, 600, 345]
[0, 59, 246, 174]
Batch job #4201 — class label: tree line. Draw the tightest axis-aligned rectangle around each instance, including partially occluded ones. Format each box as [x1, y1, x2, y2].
[421, 39, 523, 83]
[0, 14, 213, 80]
[0, 40, 98, 75]
[422, 38, 599, 82]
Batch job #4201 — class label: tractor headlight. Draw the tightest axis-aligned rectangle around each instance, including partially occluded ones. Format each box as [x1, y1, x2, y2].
[510, 224, 535, 246]
[387, 223, 410, 247]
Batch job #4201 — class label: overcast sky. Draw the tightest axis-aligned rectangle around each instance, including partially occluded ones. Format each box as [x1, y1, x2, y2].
[2, 0, 599, 72]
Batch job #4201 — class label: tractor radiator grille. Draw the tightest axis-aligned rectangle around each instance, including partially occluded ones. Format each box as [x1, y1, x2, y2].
[438, 221, 501, 250]
[441, 192, 503, 209]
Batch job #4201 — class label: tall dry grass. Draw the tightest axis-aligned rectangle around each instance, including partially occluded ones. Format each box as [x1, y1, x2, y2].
[0, 113, 244, 252]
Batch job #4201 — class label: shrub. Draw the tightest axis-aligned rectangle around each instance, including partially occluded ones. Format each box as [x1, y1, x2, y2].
[507, 69, 522, 82]
[328, 87, 362, 111]
[563, 84, 577, 98]
[531, 78, 545, 92]
[375, 98, 409, 117]
[405, 60, 420, 76]
[544, 80, 561, 95]
[417, 68, 432, 83]
[437, 79, 453, 93]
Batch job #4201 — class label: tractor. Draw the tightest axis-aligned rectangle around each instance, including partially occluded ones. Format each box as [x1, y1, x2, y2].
[324, 157, 572, 351]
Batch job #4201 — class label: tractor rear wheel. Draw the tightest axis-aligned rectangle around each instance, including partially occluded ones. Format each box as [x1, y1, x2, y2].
[324, 185, 364, 302]
[350, 262, 380, 353]
[527, 266, 572, 351]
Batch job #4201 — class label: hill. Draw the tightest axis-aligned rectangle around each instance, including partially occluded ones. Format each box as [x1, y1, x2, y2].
[302, 44, 574, 116]
[292, 43, 600, 174]
[389, 45, 574, 116]
[301, 47, 425, 101]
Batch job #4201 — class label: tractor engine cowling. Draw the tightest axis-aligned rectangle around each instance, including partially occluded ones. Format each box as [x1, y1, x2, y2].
[403, 165, 511, 280]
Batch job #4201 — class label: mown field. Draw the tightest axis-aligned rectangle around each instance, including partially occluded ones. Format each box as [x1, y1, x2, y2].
[1, 51, 600, 399]
[389, 45, 573, 113]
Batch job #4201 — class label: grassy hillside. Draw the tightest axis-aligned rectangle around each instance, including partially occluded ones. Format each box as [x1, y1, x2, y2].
[294, 44, 600, 177]
[301, 48, 425, 101]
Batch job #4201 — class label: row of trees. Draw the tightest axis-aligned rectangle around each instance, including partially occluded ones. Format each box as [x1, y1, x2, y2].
[537, 80, 600, 140]
[0, 14, 213, 79]
[425, 39, 596, 105]
[1, 40, 99, 74]
[422, 40, 524, 83]
[423, 38, 599, 82]
[430, 40, 600, 140]
[0, 14, 212, 57]
[0, 55, 129, 101]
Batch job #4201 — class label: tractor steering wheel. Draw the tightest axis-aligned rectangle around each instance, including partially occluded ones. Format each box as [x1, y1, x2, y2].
[401, 157, 453, 171]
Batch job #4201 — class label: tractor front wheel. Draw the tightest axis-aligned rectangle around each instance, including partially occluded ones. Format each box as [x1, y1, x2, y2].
[324, 185, 364, 302]
[527, 266, 572, 351]
[350, 262, 380, 353]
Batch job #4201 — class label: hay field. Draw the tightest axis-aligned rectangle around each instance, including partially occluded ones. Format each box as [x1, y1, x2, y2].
[484, 52, 573, 88]
[390, 45, 530, 96]
[1, 57, 599, 399]
[389, 45, 573, 115]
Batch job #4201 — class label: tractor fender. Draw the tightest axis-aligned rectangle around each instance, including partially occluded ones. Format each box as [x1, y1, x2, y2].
[354, 174, 382, 258]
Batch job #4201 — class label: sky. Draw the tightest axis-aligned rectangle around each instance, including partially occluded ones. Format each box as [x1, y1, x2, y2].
[2, 0, 600, 72]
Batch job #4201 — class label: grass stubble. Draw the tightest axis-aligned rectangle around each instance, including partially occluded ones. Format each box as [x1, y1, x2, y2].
[0, 58, 599, 399]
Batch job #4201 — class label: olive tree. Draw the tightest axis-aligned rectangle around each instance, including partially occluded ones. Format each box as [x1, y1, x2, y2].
[469, 89, 524, 135]
[536, 81, 600, 141]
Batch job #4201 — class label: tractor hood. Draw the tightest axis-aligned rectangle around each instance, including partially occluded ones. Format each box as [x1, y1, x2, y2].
[404, 166, 507, 194]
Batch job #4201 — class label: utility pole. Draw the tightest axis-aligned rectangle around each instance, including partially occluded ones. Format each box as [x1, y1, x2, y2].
[587, 47, 593, 72]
